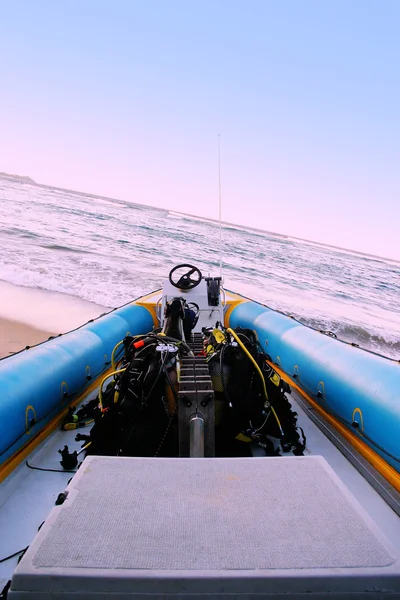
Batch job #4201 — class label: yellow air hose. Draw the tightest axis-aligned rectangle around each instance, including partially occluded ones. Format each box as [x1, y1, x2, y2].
[227, 328, 283, 436]
[111, 341, 125, 370]
[63, 419, 94, 431]
[111, 335, 146, 370]
[98, 368, 127, 411]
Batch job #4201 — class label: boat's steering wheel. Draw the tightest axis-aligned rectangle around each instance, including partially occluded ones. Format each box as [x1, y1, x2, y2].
[169, 264, 202, 290]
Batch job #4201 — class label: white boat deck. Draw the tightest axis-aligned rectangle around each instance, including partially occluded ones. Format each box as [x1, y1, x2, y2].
[1, 388, 400, 597]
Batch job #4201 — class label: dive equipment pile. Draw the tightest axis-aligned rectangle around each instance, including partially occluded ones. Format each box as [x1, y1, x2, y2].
[59, 313, 305, 466]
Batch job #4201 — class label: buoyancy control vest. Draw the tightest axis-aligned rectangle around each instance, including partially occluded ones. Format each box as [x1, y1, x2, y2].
[75, 334, 182, 458]
[204, 326, 306, 456]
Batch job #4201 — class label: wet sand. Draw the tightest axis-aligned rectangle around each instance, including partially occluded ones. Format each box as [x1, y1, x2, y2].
[0, 317, 55, 359]
[0, 281, 109, 359]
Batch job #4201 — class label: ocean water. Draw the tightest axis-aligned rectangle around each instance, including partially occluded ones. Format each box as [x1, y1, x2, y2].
[0, 176, 399, 360]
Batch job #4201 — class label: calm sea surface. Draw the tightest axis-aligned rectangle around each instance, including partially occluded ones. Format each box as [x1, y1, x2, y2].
[0, 176, 399, 359]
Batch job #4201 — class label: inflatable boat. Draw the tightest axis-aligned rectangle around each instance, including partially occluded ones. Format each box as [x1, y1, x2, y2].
[0, 263, 399, 599]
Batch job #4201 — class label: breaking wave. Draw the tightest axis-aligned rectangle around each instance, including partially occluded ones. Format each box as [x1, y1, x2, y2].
[0, 176, 399, 360]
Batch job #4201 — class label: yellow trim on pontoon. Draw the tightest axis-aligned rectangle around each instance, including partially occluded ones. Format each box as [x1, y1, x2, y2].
[133, 290, 162, 327]
[134, 301, 158, 327]
[270, 362, 400, 494]
[224, 298, 247, 326]
[135, 289, 248, 329]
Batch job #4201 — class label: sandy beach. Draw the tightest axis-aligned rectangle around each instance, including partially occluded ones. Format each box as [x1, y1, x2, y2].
[0, 317, 55, 359]
[0, 281, 109, 360]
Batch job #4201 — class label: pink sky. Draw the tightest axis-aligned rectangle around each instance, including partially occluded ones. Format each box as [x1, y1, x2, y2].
[1, 1, 399, 260]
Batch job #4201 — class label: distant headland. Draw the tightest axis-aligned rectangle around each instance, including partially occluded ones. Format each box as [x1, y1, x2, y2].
[0, 171, 36, 185]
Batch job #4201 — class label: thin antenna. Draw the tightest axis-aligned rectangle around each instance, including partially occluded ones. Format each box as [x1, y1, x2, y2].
[218, 134, 223, 281]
